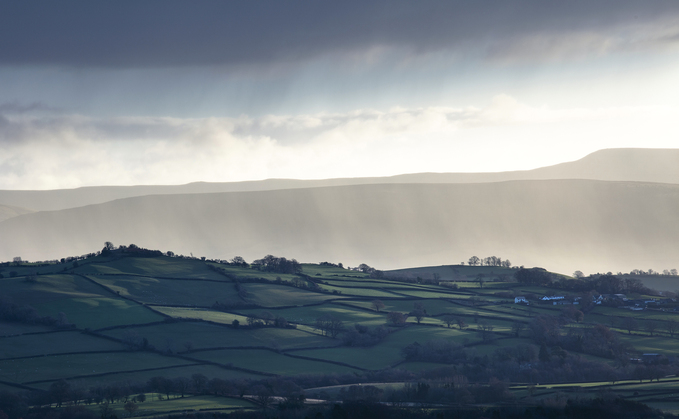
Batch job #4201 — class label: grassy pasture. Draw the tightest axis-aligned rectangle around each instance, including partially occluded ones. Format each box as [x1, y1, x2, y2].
[151, 307, 248, 325]
[0, 330, 127, 359]
[617, 334, 679, 355]
[188, 349, 362, 375]
[0, 274, 108, 305]
[102, 321, 333, 351]
[91, 275, 242, 306]
[315, 284, 400, 298]
[301, 264, 365, 277]
[37, 365, 261, 391]
[6, 253, 679, 413]
[294, 344, 404, 370]
[0, 274, 163, 329]
[91, 394, 256, 417]
[386, 265, 515, 281]
[386, 290, 455, 299]
[318, 278, 436, 292]
[36, 297, 164, 330]
[241, 283, 346, 306]
[0, 322, 53, 336]
[236, 304, 388, 327]
[0, 352, 196, 385]
[74, 257, 226, 279]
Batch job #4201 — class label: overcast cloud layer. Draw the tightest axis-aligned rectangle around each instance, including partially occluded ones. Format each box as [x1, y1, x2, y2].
[1, 1, 678, 189]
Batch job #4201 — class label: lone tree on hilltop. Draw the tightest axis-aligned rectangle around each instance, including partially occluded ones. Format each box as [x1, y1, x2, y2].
[371, 299, 385, 312]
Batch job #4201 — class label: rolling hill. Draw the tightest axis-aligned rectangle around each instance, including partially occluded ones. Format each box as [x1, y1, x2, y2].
[0, 148, 676, 213]
[1, 179, 677, 275]
[2, 252, 679, 418]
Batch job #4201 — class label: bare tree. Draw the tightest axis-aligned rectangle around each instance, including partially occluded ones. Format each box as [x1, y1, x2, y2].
[371, 299, 385, 312]
[511, 321, 525, 337]
[665, 318, 678, 337]
[622, 317, 637, 335]
[411, 309, 425, 324]
[645, 320, 658, 337]
[442, 314, 456, 328]
[315, 315, 345, 337]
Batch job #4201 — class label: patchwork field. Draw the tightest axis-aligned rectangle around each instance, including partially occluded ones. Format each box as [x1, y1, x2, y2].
[3, 251, 679, 417]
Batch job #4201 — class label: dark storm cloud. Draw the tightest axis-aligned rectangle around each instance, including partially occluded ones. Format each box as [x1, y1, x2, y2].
[1, 0, 677, 68]
[0, 101, 59, 114]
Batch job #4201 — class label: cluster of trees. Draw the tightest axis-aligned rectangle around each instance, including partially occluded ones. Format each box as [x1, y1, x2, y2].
[314, 315, 345, 337]
[517, 270, 655, 296]
[0, 299, 73, 328]
[529, 314, 632, 361]
[467, 255, 511, 268]
[356, 263, 385, 278]
[341, 324, 390, 347]
[319, 261, 344, 268]
[628, 268, 678, 276]
[252, 255, 302, 274]
[100, 242, 163, 258]
[246, 312, 292, 329]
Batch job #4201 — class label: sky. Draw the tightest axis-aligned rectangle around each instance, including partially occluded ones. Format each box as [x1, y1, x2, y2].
[1, 0, 678, 190]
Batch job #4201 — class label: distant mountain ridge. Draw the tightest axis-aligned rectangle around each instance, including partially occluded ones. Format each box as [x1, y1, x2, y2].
[1, 179, 677, 276]
[0, 148, 677, 212]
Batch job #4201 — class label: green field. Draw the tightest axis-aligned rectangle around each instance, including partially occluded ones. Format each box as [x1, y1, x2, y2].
[0, 330, 127, 358]
[188, 349, 362, 375]
[0, 352, 196, 386]
[4, 252, 679, 416]
[92, 394, 257, 417]
[101, 321, 333, 351]
[91, 274, 242, 306]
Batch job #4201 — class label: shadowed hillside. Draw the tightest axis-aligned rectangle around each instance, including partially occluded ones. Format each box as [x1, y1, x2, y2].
[1, 180, 678, 275]
[0, 148, 676, 212]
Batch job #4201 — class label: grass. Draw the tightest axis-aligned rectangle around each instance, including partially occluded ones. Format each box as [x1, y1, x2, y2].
[75, 257, 227, 280]
[35, 297, 164, 329]
[34, 365, 261, 391]
[294, 344, 404, 370]
[0, 330, 127, 359]
[617, 334, 679, 355]
[6, 253, 679, 412]
[240, 283, 346, 307]
[101, 321, 333, 351]
[91, 275, 242, 306]
[187, 349, 363, 375]
[385, 265, 515, 281]
[0, 352, 197, 385]
[90, 394, 257, 417]
[235, 304, 388, 327]
[0, 274, 109, 305]
[0, 321, 53, 336]
[151, 307, 248, 325]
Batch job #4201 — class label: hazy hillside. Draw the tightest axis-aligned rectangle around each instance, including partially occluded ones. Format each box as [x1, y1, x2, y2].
[1, 180, 678, 275]
[0, 204, 33, 222]
[0, 148, 676, 212]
